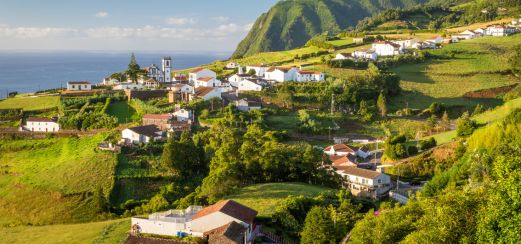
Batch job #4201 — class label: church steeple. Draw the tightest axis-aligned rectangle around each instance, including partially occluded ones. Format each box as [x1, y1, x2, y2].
[162, 57, 172, 83]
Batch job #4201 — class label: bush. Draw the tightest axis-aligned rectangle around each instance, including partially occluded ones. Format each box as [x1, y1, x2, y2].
[408, 145, 419, 156]
[457, 112, 477, 137]
[327, 59, 369, 69]
[419, 137, 437, 151]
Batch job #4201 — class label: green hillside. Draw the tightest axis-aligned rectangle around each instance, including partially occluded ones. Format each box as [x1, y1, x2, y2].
[226, 183, 334, 217]
[232, 0, 430, 58]
[0, 219, 129, 244]
[0, 134, 117, 226]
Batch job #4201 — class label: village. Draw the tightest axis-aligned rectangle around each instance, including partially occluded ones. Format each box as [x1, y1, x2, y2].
[2, 15, 521, 243]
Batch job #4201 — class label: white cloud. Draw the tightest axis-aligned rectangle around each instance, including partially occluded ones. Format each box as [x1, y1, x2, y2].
[165, 17, 197, 26]
[0, 25, 78, 39]
[0, 22, 253, 50]
[213, 16, 230, 23]
[95, 11, 109, 18]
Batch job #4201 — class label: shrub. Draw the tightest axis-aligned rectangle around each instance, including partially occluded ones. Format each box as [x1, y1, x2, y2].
[408, 145, 419, 156]
[419, 137, 437, 151]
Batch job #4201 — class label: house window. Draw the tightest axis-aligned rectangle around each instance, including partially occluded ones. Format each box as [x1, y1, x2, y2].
[378, 179, 381, 184]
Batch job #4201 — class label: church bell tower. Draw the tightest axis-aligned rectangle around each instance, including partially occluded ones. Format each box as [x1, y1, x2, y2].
[162, 57, 172, 83]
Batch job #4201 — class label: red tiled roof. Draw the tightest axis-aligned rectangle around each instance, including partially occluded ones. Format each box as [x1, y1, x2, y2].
[192, 200, 257, 224]
[197, 77, 214, 82]
[331, 155, 357, 167]
[190, 67, 205, 73]
[194, 87, 216, 97]
[324, 144, 358, 153]
[142, 114, 171, 120]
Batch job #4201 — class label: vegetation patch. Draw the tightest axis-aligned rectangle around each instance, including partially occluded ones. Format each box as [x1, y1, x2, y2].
[226, 183, 333, 217]
[0, 95, 60, 111]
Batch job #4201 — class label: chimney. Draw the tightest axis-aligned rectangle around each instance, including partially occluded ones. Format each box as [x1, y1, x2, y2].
[238, 65, 243, 75]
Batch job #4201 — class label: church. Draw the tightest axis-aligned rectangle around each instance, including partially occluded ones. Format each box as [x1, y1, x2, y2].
[144, 57, 172, 83]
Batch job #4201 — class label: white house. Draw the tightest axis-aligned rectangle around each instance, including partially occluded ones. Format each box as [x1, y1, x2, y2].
[225, 62, 239, 69]
[392, 38, 419, 49]
[67, 81, 92, 91]
[335, 167, 391, 199]
[486, 25, 518, 37]
[173, 108, 193, 122]
[324, 144, 369, 159]
[21, 117, 59, 132]
[474, 28, 485, 35]
[415, 41, 437, 49]
[194, 77, 221, 88]
[192, 87, 221, 101]
[235, 98, 262, 112]
[169, 83, 194, 94]
[335, 53, 352, 60]
[189, 68, 216, 81]
[113, 83, 144, 90]
[372, 41, 403, 56]
[190, 200, 258, 242]
[296, 70, 325, 82]
[452, 30, 477, 40]
[238, 79, 264, 92]
[131, 200, 258, 243]
[245, 65, 268, 77]
[264, 67, 298, 82]
[352, 49, 378, 60]
[228, 74, 250, 87]
[122, 125, 164, 144]
[426, 36, 444, 44]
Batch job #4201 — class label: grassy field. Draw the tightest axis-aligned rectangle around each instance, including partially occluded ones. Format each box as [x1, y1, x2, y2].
[107, 101, 136, 124]
[390, 35, 521, 110]
[0, 134, 117, 226]
[0, 95, 60, 111]
[0, 218, 129, 244]
[473, 97, 521, 124]
[226, 183, 334, 217]
[425, 97, 521, 144]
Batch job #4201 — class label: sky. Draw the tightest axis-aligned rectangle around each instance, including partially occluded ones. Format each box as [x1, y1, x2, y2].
[0, 0, 279, 52]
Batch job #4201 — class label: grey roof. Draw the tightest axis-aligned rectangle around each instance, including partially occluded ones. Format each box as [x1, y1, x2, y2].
[127, 125, 162, 137]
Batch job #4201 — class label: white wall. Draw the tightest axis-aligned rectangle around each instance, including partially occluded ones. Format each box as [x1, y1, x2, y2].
[190, 212, 249, 234]
[24, 121, 59, 132]
[238, 80, 262, 91]
[131, 217, 187, 236]
[200, 89, 222, 101]
[189, 69, 216, 81]
[174, 109, 192, 121]
[195, 78, 221, 88]
[67, 84, 92, 91]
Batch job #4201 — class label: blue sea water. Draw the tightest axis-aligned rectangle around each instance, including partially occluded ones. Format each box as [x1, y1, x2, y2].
[0, 51, 230, 99]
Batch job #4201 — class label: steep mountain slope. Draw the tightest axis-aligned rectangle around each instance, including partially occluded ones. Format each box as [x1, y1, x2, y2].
[232, 0, 430, 58]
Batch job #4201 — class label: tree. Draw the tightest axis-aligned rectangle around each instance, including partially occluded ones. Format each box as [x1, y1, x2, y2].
[247, 68, 256, 76]
[301, 206, 336, 244]
[126, 53, 142, 83]
[358, 100, 375, 122]
[377, 93, 387, 117]
[457, 112, 477, 137]
[426, 115, 438, 132]
[440, 111, 450, 131]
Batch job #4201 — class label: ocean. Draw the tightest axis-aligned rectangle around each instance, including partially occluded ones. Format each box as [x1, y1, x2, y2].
[0, 51, 230, 99]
